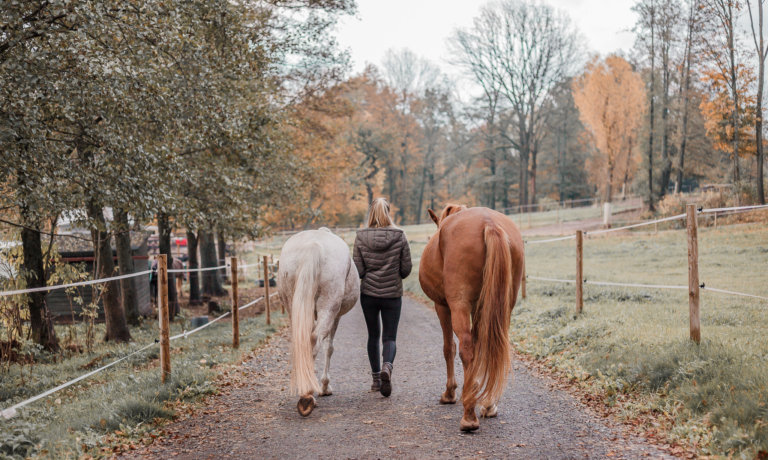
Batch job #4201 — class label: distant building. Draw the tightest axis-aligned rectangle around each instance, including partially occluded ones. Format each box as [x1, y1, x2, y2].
[47, 232, 151, 323]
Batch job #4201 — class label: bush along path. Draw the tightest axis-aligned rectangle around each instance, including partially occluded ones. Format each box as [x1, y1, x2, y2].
[124, 297, 673, 459]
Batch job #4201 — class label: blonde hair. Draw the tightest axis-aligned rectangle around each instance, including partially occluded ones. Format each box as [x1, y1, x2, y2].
[367, 198, 394, 228]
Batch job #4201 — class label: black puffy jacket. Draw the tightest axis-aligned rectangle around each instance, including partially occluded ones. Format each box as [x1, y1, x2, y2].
[353, 227, 412, 298]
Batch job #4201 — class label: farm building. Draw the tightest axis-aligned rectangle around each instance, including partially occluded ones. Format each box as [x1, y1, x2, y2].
[47, 232, 152, 322]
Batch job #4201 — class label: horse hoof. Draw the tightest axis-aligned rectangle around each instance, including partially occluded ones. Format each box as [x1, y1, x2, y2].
[297, 395, 316, 417]
[440, 394, 457, 404]
[460, 417, 480, 432]
[480, 404, 498, 418]
[320, 386, 333, 396]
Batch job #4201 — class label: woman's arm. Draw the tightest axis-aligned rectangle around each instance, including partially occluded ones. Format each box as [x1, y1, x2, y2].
[353, 233, 365, 278]
[399, 232, 412, 279]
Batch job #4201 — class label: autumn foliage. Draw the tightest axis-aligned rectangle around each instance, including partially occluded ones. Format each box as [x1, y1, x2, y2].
[699, 66, 757, 162]
[573, 56, 646, 202]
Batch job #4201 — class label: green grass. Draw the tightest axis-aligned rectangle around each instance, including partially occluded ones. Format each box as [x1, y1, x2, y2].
[403, 221, 767, 457]
[0, 308, 285, 459]
[518, 223, 768, 456]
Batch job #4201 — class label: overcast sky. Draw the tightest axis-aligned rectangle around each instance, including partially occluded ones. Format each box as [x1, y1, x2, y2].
[335, 0, 638, 77]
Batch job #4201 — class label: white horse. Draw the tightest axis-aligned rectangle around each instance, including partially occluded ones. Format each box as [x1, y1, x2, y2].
[278, 228, 359, 416]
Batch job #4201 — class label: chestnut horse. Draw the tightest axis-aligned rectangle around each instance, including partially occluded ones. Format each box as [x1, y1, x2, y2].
[419, 204, 524, 432]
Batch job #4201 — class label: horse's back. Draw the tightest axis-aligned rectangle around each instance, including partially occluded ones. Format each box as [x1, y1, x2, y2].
[279, 229, 358, 310]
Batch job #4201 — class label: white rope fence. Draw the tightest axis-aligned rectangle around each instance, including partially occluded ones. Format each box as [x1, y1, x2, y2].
[167, 264, 228, 274]
[524, 203, 768, 306]
[526, 235, 576, 244]
[700, 204, 768, 214]
[0, 270, 153, 297]
[528, 276, 688, 291]
[0, 264, 235, 298]
[0, 341, 157, 419]
[701, 285, 768, 302]
[528, 276, 767, 301]
[0, 291, 279, 419]
[585, 213, 686, 236]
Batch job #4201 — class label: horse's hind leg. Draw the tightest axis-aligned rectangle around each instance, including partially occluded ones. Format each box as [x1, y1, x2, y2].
[312, 301, 339, 397]
[319, 316, 340, 396]
[480, 402, 498, 418]
[435, 303, 458, 404]
[451, 302, 479, 432]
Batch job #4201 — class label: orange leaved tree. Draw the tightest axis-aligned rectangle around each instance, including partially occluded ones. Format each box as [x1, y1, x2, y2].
[699, 66, 756, 184]
[573, 56, 646, 202]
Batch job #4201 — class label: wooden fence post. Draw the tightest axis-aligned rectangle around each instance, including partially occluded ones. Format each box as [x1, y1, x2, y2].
[686, 204, 701, 343]
[576, 230, 584, 314]
[263, 255, 271, 325]
[278, 259, 285, 314]
[231, 257, 239, 349]
[521, 261, 527, 299]
[157, 254, 171, 382]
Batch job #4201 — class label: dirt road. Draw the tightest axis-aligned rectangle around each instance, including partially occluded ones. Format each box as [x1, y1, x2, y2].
[127, 297, 672, 459]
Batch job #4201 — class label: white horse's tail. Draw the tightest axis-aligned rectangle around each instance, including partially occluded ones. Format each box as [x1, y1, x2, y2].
[290, 242, 322, 396]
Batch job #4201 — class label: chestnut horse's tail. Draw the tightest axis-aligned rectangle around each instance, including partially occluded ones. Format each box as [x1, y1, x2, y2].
[289, 242, 322, 397]
[466, 223, 514, 409]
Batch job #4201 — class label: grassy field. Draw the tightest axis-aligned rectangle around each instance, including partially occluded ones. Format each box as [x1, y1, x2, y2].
[518, 223, 768, 456]
[0, 258, 285, 459]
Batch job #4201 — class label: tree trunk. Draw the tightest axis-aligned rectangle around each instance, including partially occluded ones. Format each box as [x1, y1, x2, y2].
[529, 147, 538, 206]
[416, 165, 428, 224]
[676, 3, 695, 194]
[200, 228, 226, 297]
[157, 212, 179, 318]
[114, 209, 139, 326]
[87, 201, 130, 342]
[489, 155, 497, 209]
[647, 6, 656, 211]
[20, 221, 58, 351]
[728, 3, 741, 184]
[518, 143, 529, 210]
[623, 138, 634, 198]
[428, 171, 436, 211]
[659, 29, 672, 198]
[186, 230, 202, 306]
[756, 0, 766, 204]
[217, 231, 229, 284]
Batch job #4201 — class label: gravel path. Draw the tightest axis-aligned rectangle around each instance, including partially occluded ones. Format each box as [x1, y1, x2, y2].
[127, 297, 673, 459]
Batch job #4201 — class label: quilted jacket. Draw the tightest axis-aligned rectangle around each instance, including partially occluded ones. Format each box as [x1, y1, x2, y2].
[353, 227, 412, 298]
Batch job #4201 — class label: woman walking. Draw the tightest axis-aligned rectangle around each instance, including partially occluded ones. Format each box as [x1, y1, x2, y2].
[353, 198, 412, 397]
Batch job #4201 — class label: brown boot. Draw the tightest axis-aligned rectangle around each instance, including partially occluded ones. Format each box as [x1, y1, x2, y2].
[380, 362, 393, 397]
[370, 372, 381, 392]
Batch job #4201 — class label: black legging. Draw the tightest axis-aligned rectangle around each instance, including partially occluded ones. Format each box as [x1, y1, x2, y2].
[360, 294, 402, 373]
